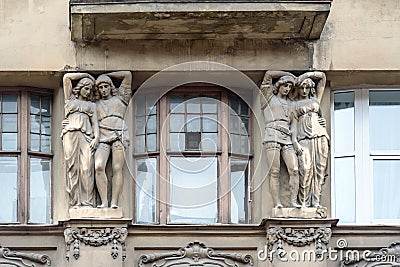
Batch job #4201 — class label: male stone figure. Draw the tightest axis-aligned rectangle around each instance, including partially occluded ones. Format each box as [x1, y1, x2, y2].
[260, 70, 300, 209]
[94, 71, 132, 208]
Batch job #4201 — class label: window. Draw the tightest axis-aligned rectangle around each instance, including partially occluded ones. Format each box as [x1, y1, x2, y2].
[0, 90, 52, 224]
[134, 86, 252, 224]
[332, 89, 400, 224]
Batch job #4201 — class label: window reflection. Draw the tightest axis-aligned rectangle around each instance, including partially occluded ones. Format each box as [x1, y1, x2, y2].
[0, 157, 18, 223]
[29, 158, 51, 224]
[136, 158, 157, 223]
[230, 160, 249, 224]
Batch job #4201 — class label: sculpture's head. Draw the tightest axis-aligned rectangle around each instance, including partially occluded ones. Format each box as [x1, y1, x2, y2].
[96, 75, 116, 99]
[73, 77, 95, 101]
[299, 78, 316, 98]
[274, 75, 295, 96]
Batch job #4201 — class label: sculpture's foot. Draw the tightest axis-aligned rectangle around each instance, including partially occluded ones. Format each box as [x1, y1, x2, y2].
[313, 203, 326, 209]
[110, 203, 119, 209]
[72, 205, 80, 209]
[291, 201, 301, 208]
[97, 203, 108, 208]
[275, 203, 283, 209]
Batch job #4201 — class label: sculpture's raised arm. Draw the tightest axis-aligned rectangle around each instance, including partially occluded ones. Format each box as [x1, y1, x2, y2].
[260, 71, 296, 108]
[63, 73, 94, 101]
[297, 71, 326, 102]
[105, 71, 132, 104]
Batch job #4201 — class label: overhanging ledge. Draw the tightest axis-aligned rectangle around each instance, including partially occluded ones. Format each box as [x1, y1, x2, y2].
[70, 0, 333, 42]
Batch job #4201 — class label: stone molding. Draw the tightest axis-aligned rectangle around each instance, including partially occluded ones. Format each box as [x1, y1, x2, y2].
[64, 227, 128, 261]
[266, 226, 332, 261]
[138, 240, 254, 267]
[0, 245, 51, 266]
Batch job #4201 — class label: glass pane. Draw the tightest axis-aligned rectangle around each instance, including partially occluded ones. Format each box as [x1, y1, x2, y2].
[135, 116, 146, 135]
[369, 90, 400, 151]
[0, 157, 18, 223]
[136, 96, 146, 116]
[240, 99, 249, 116]
[202, 97, 217, 113]
[186, 115, 201, 132]
[373, 160, 400, 219]
[203, 115, 217, 132]
[201, 133, 218, 151]
[147, 134, 157, 152]
[186, 96, 201, 113]
[41, 96, 51, 116]
[30, 158, 51, 223]
[147, 94, 157, 115]
[229, 96, 239, 115]
[334, 157, 355, 223]
[231, 160, 248, 224]
[230, 115, 240, 134]
[230, 134, 240, 154]
[135, 135, 145, 153]
[146, 115, 157, 134]
[30, 115, 41, 133]
[30, 133, 40, 152]
[240, 117, 249, 135]
[170, 95, 184, 113]
[170, 114, 185, 132]
[41, 135, 51, 152]
[334, 92, 355, 154]
[170, 133, 185, 151]
[136, 158, 157, 223]
[2, 94, 18, 113]
[30, 95, 41, 115]
[170, 157, 218, 223]
[2, 114, 18, 132]
[241, 135, 250, 154]
[2, 133, 17, 151]
[41, 116, 51, 135]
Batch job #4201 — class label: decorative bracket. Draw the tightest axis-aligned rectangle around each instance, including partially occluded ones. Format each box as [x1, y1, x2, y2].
[138, 240, 254, 267]
[64, 227, 128, 261]
[0, 245, 51, 266]
[266, 227, 332, 262]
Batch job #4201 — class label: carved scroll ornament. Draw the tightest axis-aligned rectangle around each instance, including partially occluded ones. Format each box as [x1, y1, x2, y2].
[64, 227, 127, 261]
[138, 241, 254, 267]
[266, 227, 331, 261]
[0, 245, 51, 266]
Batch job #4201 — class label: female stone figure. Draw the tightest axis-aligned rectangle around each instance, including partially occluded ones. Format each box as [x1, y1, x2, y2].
[292, 71, 329, 208]
[260, 70, 300, 209]
[62, 73, 99, 208]
[94, 71, 132, 208]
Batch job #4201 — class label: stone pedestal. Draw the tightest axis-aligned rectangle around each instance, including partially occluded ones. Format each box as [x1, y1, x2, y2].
[271, 207, 328, 219]
[260, 218, 338, 267]
[63, 219, 131, 267]
[69, 207, 123, 219]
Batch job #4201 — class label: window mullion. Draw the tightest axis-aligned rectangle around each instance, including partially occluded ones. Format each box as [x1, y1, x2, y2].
[219, 91, 230, 224]
[19, 91, 29, 224]
[159, 95, 168, 224]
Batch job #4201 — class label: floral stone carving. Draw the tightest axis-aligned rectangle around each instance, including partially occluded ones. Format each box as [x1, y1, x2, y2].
[64, 227, 128, 261]
[138, 241, 254, 267]
[0, 245, 51, 266]
[266, 227, 332, 262]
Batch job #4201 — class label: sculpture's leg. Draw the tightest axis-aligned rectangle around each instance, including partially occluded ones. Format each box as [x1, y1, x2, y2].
[63, 131, 80, 207]
[312, 136, 329, 208]
[95, 143, 111, 208]
[264, 142, 283, 208]
[298, 139, 312, 207]
[282, 145, 300, 208]
[79, 134, 94, 207]
[110, 141, 124, 209]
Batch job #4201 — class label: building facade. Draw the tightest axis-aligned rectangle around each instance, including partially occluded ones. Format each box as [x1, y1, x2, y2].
[1, 0, 400, 266]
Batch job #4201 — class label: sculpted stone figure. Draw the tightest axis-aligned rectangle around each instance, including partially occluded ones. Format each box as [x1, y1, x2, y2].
[292, 71, 329, 208]
[94, 71, 132, 208]
[260, 70, 300, 209]
[62, 73, 99, 208]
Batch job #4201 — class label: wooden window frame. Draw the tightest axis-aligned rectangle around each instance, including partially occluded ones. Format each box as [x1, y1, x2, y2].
[133, 86, 253, 224]
[0, 88, 53, 225]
